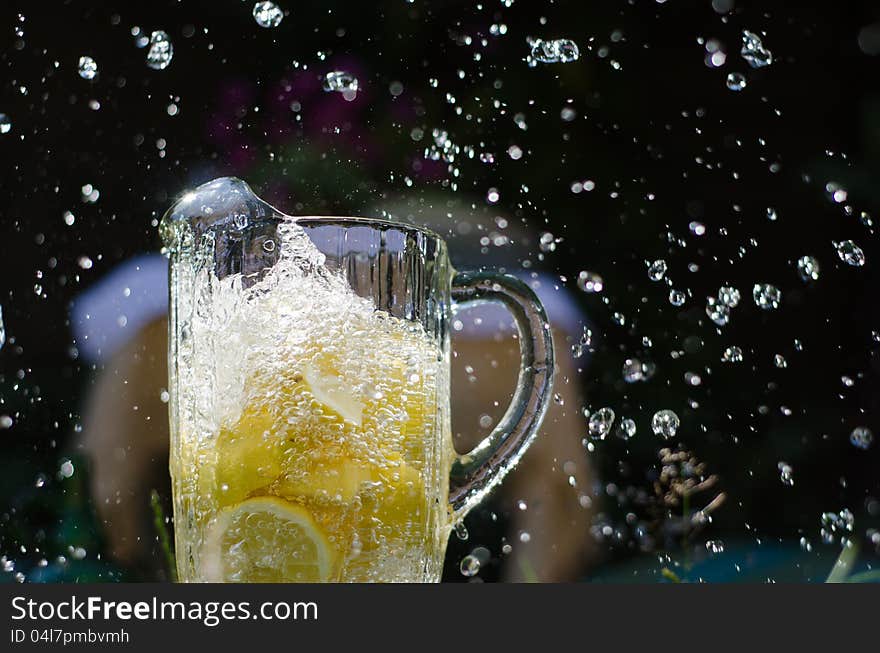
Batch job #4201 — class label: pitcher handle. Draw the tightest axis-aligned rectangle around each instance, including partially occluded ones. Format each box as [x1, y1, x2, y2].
[448, 270, 555, 522]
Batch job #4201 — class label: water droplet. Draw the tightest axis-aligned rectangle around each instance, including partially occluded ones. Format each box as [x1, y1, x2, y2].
[59, 459, 74, 479]
[588, 407, 616, 440]
[651, 409, 680, 439]
[778, 461, 794, 486]
[741, 30, 773, 68]
[797, 255, 820, 282]
[253, 1, 284, 28]
[323, 71, 359, 100]
[538, 231, 557, 252]
[706, 540, 725, 554]
[721, 346, 744, 363]
[77, 55, 98, 80]
[459, 554, 481, 577]
[617, 418, 637, 440]
[833, 240, 865, 267]
[0, 114, 12, 135]
[705, 296, 730, 326]
[726, 72, 747, 91]
[648, 259, 667, 281]
[753, 283, 781, 310]
[576, 270, 604, 293]
[570, 327, 593, 358]
[146, 30, 173, 70]
[669, 289, 686, 306]
[850, 426, 874, 450]
[527, 38, 580, 66]
[718, 285, 741, 308]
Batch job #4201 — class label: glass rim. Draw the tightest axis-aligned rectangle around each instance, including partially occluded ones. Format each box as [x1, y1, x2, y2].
[284, 215, 446, 243]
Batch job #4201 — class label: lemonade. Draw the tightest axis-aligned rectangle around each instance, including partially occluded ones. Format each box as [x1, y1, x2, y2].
[168, 218, 454, 582]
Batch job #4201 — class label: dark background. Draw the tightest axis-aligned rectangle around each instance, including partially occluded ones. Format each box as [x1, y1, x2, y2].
[0, 0, 878, 582]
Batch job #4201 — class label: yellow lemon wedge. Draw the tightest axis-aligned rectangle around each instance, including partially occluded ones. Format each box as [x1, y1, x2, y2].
[200, 497, 335, 582]
[302, 362, 364, 426]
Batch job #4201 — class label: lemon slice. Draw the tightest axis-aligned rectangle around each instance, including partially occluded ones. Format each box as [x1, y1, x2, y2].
[201, 497, 335, 582]
[303, 363, 363, 426]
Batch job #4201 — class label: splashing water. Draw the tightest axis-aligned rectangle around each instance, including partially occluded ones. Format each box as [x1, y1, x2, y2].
[797, 255, 820, 282]
[651, 409, 680, 439]
[146, 30, 173, 70]
[77, 56, 97, 80]
[752, 283, 781, 310]
[526, 38, 580, 66]
[647, 259, 667, 281]
[726, 72, 747, 91]
[721, 346, 744, 363]
[718, 285, 741, 308]
[588, 407, 616, 440]
[253, 1, 284, 28]
[849, 427, 873, 450]
[741, 30, 773, 68]
[778, 461, 794, 487]
[833, 240, 865, 267]
[323, 71, 359, 100]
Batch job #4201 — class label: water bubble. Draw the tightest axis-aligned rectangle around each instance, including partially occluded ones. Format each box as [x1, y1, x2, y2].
[459, 554, 481, 577]
[253, 1, 284, 28]
[718, 285, 741, 308]
[833, 240, 865, 267]
[576, 271, 604, 293]
[0, 114, 12, 134]
[753, 283, 781, 310]
[778, 461, 794, 486]
[797, 255, 820, 282]
[617, 418, 637, 440]
[323, 71, 359, 100]
[849, 426, 874, 450]
[0, 305, 5, 351]
[706, 540, 725, 554]
[560, 106, 577, 122]
[684, 371, 702, 386]
[588, 407, 616, 440]
[651, 409, 680, 439]
[766, 207, 778, 221]
[612, 312, 626, 327]
[527, 37, 580, 66]
[669, 289, 686, 306]
[726, 72, 747, 91]
[648, 259, 668, 281]
[0, 415, 13, 429]
[146, 31, 173, 70]
[774, 354, 788, 369]
[800, 537, 813, 552]
[77, 56, 98, 80]
[741, 30, 773, 68]
[705, 296, 730, 326]
[453, 521, 469, 541]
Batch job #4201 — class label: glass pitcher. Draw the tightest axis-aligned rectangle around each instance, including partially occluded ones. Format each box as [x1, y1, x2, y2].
[160, 177, 554, 582]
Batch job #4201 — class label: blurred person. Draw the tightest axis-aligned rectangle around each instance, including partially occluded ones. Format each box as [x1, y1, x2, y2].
[71, 194, 597, 582]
